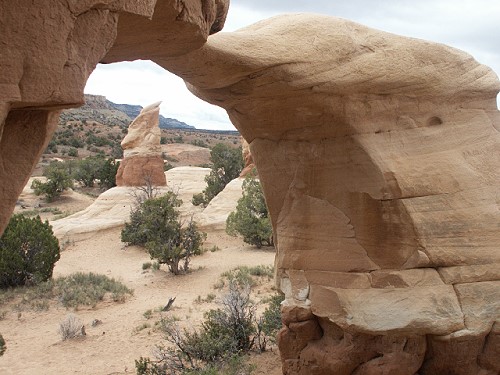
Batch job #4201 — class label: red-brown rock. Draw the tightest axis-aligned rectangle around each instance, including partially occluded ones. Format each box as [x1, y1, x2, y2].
[116, 155, 166, 187]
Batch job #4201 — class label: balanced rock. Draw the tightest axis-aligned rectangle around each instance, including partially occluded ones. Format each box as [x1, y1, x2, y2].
[159, 14, 500, 374]
[116, 102, 166, 186]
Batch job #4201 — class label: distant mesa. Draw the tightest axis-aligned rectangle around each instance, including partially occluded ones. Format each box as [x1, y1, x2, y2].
[60, 94, 195, 130]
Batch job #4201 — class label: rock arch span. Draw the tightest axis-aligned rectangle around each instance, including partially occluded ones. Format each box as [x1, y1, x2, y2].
[1, 2, 498, 374]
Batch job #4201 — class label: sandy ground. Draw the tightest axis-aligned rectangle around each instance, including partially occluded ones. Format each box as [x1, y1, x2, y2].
[0, 171, 282, 375]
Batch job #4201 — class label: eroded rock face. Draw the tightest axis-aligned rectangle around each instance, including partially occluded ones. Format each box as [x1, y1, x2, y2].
[116, 102, 166, 186]
[158, 14, 500, 374]
[0, 0, 228, 234]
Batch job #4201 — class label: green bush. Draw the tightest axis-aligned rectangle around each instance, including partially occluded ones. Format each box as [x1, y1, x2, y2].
[121, 192, 206, 275]
[73, 156, 119, 189]
[259, 293, 284, 342]
[31, 161, 73, 201]
[192, 143, 243, 207]
[55, 272, 133, 308]
[0, 333, 5, 356]
[68, 147, 78, 157]
[0, 214, 60, 288]
[226, 177, 273, 248]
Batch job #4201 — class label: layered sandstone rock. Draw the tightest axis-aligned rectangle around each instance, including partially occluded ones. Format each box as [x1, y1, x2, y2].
[0, 0, 228, 234]
[116, 102, 166, 186]
[158, 14, 500, 374]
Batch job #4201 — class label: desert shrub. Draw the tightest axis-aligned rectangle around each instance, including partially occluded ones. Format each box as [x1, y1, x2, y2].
[68, 147, 78, 157]
[192, 143, 243, 207]
[0, 272, 132, 311]
[59, 314, 84, 340]
[45, 140, 58, 154]
[86, 134, 111, 147]
[73, 156, 118, 189]
[226, 177, 273, 248]
[0, 214, 60, 288]
[259, 293, 284, 343]
[31, 161, 73, 201]
[121, 192, 206, 275]
[137, 282, 258, 374]
[190, 139, 209, 148]
[191, 193, 206, 207]
[55, 272, 133, 308]
[216, 265, 274, 290]
[0, 333, 5, 356]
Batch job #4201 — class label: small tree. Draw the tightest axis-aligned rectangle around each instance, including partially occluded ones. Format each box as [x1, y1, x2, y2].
[0, 214, 60, 288]
[73, 156, 118, 189]
[31, 161, 73, 201]
[192, 143, 243, 206]
[226, 176, 273, 248]
[121, 192, 206, 275]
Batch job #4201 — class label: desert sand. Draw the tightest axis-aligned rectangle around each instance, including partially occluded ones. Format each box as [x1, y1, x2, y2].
[0, 167, 281, 375]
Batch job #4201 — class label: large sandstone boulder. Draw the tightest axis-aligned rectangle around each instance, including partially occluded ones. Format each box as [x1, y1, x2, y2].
[157, 14, 500, 374]
[116, 101, 166, 186]
[0, 0, 228, 234]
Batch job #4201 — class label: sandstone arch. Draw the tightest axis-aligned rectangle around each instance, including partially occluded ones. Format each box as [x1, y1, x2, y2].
[1, 3, 499, 374]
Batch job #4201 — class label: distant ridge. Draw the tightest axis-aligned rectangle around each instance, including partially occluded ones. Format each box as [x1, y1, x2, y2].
[60, 94, 195, 129]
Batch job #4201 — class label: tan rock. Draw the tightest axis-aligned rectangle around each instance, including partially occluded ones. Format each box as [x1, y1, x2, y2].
[196, 177, 244, 231]
[158, 13, 499, 373]
[116, 102, 166, 186]
[454, 281, 500, 335]
[310, 284, 464, 335]
[121, 102, 163, 158]
[438, 264, 500, 284]
[370, 268, 443, 288]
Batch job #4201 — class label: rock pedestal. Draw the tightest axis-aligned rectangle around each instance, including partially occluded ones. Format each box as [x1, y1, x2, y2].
[116, 101, 166, 186]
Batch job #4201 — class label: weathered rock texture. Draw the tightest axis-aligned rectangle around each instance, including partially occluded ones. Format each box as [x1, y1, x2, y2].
[116, 102, 166, 186]
[0, 0, 228, 234]
[1, 4, 499, 374]
[158, 14, 500, 374]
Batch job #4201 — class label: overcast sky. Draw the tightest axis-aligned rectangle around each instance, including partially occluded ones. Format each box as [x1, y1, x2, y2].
[85, 0, 500, 130]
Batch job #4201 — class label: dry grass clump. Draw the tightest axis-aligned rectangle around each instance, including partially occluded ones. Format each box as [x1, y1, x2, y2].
[58, 314, 85, 340]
